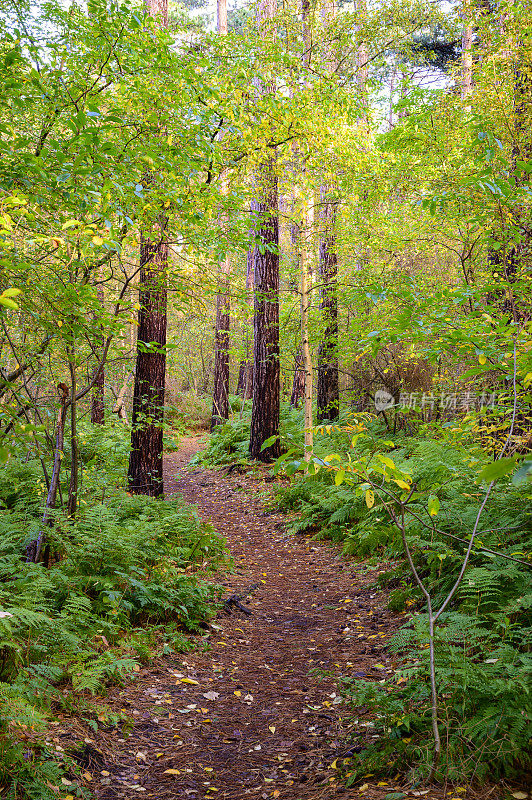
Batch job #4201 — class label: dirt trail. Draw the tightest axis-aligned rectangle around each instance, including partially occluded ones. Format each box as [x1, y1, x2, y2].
[91, 437, 404, 800]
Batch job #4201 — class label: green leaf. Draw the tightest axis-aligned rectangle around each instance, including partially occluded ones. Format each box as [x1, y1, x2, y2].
[334, 469, 345, 486]
[260, 435, 278, 452]
[478, 457, 518, 482]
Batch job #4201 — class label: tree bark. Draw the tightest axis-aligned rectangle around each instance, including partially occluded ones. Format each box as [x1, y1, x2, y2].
[128, 0, 168, 497]
[249, 185, 281, 461]
[128, 225, 168, 497]
[249, 0, 280, 463]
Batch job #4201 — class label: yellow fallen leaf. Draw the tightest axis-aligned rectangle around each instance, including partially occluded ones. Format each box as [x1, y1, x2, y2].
[156, 753, 164, 759]
[180, 678, 199, 685]
[163, 769, 181, 775]
[204, 767, 213, 772]
[65, 796, 74, 800]
[234, 690, 241, 697]
[358, 784, 369, 792]
[330, 759, 338, 770]
[377, 782, 389, 786]
[273, 792, 280, 798]
[511, 794, 528, 800]
[82, 772, 92, 781]
[61, 779, 72, 786]
[206, 788, 218, 792]
[268, 725, 276, 733]
[101, 770, 110, 776]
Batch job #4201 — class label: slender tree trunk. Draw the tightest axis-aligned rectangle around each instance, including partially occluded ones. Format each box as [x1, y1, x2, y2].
[249, 0, 280, 463]
[91, 283, 105, 424]
[128, 0, 168, 497]
[461, 0, 473, 104]
[300, 207, 314, 459]
[67, 352, 79, 517]
[211, 0, 231, 429]
[290, 351, 305, 408]
[26, 384, 69, 563]
[211, 273, 230, 429]
[317, 186, 339, 421]
[236, 244, 254, 399]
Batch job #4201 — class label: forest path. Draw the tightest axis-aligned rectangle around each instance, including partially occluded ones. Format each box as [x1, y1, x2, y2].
[94, 436, 404, 800]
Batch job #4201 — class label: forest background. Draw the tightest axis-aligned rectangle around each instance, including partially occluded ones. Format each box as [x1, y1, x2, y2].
[0, 0, 531, 796]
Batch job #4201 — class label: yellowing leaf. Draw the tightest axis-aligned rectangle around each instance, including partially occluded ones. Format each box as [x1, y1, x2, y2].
[393, 479, 410, 490]
[91, 235, 104, 246]
[478, 354, 487, 365]
[163, 769, 181, 775]
[428, 496, 440, 517]
[234, 690, 241, 697]
[330, 759, 338, 769]
[358, 784, 369, 792]
[365, 489, 374, 509]
[180, 678, 199, 685]
[268, 725, 276, 733]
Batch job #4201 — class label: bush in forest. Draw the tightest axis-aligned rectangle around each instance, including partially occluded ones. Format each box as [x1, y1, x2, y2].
[272, 419, 532, 782]
[0, 446, 227, 798]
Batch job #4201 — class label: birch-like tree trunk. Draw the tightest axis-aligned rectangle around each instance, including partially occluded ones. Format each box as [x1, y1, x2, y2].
[211, 0, 231, 429]
[461, 0, 473, 104]
[236, 243, 254, 399]
[249, 0, 281, 462]
[91, 282, 105, 424]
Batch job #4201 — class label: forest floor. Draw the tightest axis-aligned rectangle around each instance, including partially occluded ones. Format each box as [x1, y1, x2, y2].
[58, 436, 493, 800]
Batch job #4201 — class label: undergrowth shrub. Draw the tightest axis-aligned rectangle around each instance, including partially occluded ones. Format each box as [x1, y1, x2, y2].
[271, 418, 532, 783]
[0, 423, 228, 798]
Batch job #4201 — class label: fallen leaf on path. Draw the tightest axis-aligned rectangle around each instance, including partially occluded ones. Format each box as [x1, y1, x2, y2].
[358, 784, 369, 792]
[180, 678, 199, 685]
[163, 769, 181, 775]
[268, 726, 276, 733]
[234, 690, 241, 697]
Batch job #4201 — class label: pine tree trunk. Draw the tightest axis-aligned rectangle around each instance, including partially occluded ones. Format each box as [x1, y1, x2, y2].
[211, 272, 230, 429]
[249, 185, 281, 462]
[128, 227, 168, 497]
[128, 0, 168, 497]
[249, 0, 280, 463]
[316, 187, 339, 421]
